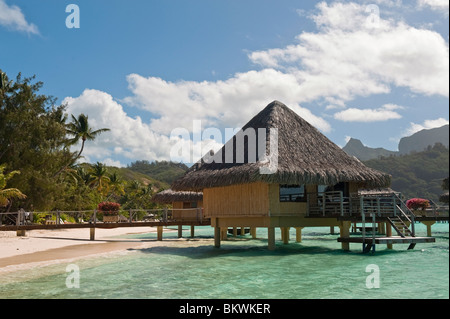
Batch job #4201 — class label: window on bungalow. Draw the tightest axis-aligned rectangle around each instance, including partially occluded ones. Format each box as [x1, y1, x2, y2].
[279, 185, 306, 202]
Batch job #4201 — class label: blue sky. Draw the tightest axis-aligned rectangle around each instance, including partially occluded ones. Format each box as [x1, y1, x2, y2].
[1, 0, 449, 167]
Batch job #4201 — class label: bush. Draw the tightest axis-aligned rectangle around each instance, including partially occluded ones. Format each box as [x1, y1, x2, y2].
[406, 198, 430, 210]
[97, 201, 120, 215]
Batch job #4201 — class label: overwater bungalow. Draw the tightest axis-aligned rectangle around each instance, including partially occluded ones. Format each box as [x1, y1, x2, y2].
[172, 101, 435, 251]
[152, 189, 204, 222]
[152, 189, 205, 238]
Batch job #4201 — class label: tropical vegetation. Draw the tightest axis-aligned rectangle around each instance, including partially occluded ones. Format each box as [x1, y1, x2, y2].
[0, 70, 165, 213]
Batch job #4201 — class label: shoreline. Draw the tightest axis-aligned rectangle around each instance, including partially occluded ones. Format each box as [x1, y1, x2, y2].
[0, 227, 176, 270]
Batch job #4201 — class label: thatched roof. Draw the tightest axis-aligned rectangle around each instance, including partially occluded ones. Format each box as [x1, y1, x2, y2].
[152, 189, 203, 204]
[172, 100, 391, 191]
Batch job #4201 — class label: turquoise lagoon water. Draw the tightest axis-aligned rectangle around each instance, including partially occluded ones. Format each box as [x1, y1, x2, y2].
[0, 223, 448, 299]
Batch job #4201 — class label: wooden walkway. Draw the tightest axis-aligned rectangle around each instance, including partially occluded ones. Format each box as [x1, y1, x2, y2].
[0, 220, 211, 232]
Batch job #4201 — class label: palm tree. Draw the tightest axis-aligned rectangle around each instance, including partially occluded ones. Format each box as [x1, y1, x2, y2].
[106, 172, 125, 200]
[0, 165, 26, 207]
[54, 113, 110, 177]
[89, 162, 110, 195]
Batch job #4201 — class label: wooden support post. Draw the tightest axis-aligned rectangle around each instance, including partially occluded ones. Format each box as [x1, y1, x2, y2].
[330, 226, 335, 234]
[295, 227, 303, 243]
[281, 227, 290, 244]
[157, 226, 163, 241]
[16, 229, 26, 237]
[241, 226, 245, 236]
[339, 221, 351, 251]
[386, 222, 393, 249]
[221, 227, 228, 240]
[250, 227, 257, 239]
[233, 227, 237, 237]
[214, 226, 221, 248]
[190, 225, 195, 238]
[178, 225, 183, 238]
[90, 227, 95, 241]
[422, 221, 435, 237]
[268, 227, 275, 250]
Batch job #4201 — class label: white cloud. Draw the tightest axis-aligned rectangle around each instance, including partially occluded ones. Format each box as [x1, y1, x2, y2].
[124, 69, 332, 135]
[404, 118, 449, 135]
[334, 104, 403, 122]
[0, 0, 39, 34]
[417, 0, 449, 11]
[249, 1, 449, 105]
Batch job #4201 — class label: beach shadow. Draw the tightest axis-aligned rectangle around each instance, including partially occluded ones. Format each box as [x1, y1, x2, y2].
[32, 236, 151, 243]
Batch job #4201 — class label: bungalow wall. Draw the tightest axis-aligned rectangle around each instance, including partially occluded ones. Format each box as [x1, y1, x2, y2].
[203, 182, 270, 217]
[172, 200, 204, 221]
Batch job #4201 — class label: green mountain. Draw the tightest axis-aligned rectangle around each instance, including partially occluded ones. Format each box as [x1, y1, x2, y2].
[399, 124, 449, 155]
[127, 160, 189, 186]
[343, 124, 449, 160]
[363, 143, 449, 203]
[343, 138, 397, 161]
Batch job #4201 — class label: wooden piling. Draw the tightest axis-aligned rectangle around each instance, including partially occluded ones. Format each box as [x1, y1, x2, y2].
[90, 227, 95, 241]
[250, 227, 257, 239]
[214, 226, 221, 248]
[157, 226, 163, 241]
[178, 225, 183, 238]
[386, 222, 393, 249]
[268, 227, 275, 250]
[295, 227, 303, 243]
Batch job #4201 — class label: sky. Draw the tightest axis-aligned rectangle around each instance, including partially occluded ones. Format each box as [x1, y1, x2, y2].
[1, 0, 449, 167]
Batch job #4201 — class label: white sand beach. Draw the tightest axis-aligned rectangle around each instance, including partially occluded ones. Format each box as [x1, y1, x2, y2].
[0, 227, 165, 269]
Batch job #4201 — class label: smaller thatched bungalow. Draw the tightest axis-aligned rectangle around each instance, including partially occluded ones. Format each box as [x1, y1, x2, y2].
[152, 189, 204, 222]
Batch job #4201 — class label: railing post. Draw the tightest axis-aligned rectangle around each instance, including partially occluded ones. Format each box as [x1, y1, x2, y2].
[340, 191, 344, 216]
[306, 193, 310, 217]
[322, 193, 326, 217]
[361, 196, 365, 242]
[376, 198, 381, 217]
[392, 194, 397, 216]
[56, 210, 60, 225]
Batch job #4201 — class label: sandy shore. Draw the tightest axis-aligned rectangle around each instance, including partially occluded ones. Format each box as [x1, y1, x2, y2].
[0, 227, 168, 269]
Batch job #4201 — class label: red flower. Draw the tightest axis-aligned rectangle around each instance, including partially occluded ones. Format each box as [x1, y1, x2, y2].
[406, 198, 430, 210]
[97, 201, 120, 215]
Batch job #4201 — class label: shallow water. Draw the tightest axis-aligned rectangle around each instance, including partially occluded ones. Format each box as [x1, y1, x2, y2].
[0, 223, 448, 299]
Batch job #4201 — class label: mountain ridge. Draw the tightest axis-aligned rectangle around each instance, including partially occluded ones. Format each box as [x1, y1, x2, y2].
[343, 124, 449, 160]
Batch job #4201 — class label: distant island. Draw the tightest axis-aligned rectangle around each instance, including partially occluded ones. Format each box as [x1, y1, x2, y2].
[343, 124, 449, 160]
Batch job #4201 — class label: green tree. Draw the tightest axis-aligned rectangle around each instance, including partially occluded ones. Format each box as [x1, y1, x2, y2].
[54, 114, 110, 177]
[0, 72, 72, 210]
[89, 162, 110, 196]
[0, 165, 26, 207]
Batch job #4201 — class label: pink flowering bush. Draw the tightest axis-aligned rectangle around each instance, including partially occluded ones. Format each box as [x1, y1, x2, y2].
[406, 198, 430, 211]
[97, 201, 121, 215]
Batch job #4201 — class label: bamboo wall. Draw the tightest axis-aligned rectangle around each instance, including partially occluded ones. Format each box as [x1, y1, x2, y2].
[203, 182, 270, 217]
[172, 200, 204, 221]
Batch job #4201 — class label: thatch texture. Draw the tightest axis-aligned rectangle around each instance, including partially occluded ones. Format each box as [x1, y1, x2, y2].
[172, 100, 391, 191]
[152, 189, 203, 204]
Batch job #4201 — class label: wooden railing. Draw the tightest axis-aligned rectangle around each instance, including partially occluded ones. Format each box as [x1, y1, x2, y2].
[0, 207, 206, 227]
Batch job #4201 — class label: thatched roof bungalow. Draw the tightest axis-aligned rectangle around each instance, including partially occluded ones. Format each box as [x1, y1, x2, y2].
[152, 189, 204, 222]
[172, 100, 391, 249]
[172, 100, 390, 192]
